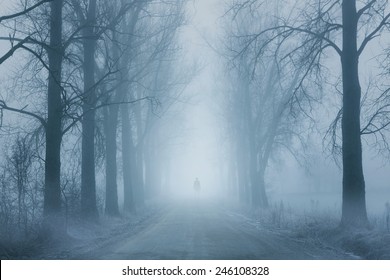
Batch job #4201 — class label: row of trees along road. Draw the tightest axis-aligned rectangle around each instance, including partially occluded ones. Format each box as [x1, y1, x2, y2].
[221, 0, 390, 228]
[2, 0, 390, 244]
[0, 0, 188, 239]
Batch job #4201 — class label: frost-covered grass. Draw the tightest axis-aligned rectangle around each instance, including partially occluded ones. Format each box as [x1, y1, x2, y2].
[0, 202, 162, 259]
[0, 216, 132, 259]
[249, 197, 390, 259]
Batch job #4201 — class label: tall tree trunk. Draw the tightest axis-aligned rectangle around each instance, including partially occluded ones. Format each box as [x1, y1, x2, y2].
[236, 135, 249, 204]
[151, 141, 162, 196]
[249, 136, 261, 207]
[81, 0, 98, 220]
[134, 97, 145, 207]
[163, 155, 171, 194]
[135, 144, 145, 207]
[340, 0, 368, 227]
[104, 103, 120, 216]
[242, 79, 265, 208]
[143, 142, 153, 199]
[236, 146, 245, 203]
[118, 5, 142, 213]
[144, 130, 162, 198]
[43, 0, 64, 236]
[257, 168, 268, 208]
[103, 30, 124, 216]
[121, 102, 136, 213]
[227, 154, 237, 197]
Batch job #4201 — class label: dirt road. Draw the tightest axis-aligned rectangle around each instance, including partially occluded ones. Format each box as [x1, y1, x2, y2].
[76, 199, 356, 259]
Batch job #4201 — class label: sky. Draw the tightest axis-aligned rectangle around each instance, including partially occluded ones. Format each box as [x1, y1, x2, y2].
[167, 0, 224, 198]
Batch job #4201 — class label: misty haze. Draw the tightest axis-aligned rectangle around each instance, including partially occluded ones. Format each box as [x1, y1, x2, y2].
[0, 0, 390, 260]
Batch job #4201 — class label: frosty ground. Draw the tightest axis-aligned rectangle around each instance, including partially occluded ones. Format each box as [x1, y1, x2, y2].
[1, 197, 389, 260]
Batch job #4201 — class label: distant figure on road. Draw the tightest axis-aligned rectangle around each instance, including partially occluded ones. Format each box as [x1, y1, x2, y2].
[193, 177, 201, 194]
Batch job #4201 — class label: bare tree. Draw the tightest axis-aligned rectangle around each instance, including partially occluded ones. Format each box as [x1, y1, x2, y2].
[222, 3, 309, 208]
[7, 135, 33, 236]
[70, 0, 100, 220]
[230, 0, 390, 227]
[43, 0, 65, 235]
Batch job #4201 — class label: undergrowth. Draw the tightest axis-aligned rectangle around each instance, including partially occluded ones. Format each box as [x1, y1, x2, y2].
[251, 199, 390, 259]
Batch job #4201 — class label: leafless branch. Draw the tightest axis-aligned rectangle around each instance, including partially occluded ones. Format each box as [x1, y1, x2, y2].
[0, 100, 47, 128]
[0, 0, 52, 23]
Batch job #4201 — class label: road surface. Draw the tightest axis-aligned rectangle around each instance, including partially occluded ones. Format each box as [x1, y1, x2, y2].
[76, 199, 355, 260]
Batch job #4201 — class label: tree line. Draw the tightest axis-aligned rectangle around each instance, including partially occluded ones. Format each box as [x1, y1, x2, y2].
[220, 0, 390, 228]
[0, 0, 188, 240]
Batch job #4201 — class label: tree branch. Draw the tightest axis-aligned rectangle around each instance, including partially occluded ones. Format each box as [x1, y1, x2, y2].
[0, 0, 52, 23]
[0, 36, 50, 50]
[62, 97, 152, 135]
[0, 100, 47, 128]
[0, 36, 31, 64]
[358, 12, 390, 56]
[357, 0, 376, 20]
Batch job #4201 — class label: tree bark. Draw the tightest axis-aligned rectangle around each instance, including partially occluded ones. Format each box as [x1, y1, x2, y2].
[242, 78, 266, 208]
[121, 102, 136, 213]
[118, 5, 142, 213]
[236, 141, 247, 203]
[81, 0, 99, 220]
[257, 168, 268, 208]
[134, 96, 145, 207]
[228, 155, 237, 197]
[135, 144, 145, 207]
[340, 0, 368, 227]
[43, 0, 64, 236]
[104, 103, 120, 216]
[103, 30, 123, 216]
[248, 138, 259, 207]
[143, 143, 153, 199]
[144, 128, 162, 198]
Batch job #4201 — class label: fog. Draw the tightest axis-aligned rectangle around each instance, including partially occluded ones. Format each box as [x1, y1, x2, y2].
[0, 0, 390, 260]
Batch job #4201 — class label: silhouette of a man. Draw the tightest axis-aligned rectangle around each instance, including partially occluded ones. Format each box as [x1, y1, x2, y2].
[193, 177, 201, 193]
